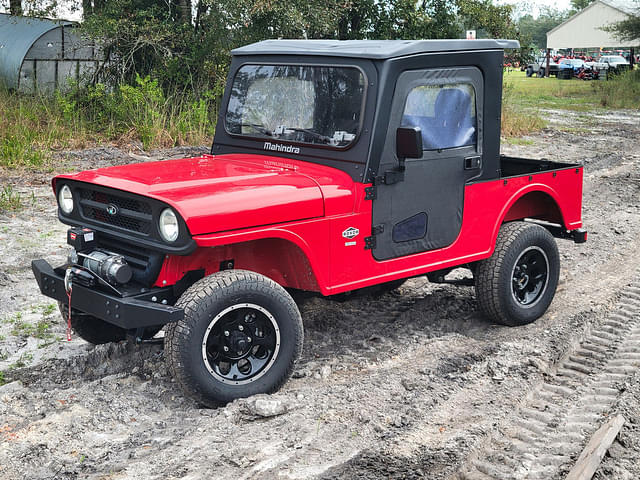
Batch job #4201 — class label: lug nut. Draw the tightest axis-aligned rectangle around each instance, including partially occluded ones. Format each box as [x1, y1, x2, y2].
[224, 331, 229, 336]
[223, 346, 229, 352]
[247, 337, 252, 342]
[238, 325, 244, 331]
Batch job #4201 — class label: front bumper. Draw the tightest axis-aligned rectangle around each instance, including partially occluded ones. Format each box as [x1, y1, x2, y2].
[32, 259, 183, 329]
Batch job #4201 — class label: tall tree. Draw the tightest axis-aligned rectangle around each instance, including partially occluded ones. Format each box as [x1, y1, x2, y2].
[457, 0, 517, 38]
[9, 0, 22, 15]
[608, 3, 640, 41]
[570, 0, 594, 12]
[517, 8, 569, 49]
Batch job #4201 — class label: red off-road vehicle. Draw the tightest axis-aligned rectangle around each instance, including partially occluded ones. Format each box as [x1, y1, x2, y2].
[33, 39, 586, 406]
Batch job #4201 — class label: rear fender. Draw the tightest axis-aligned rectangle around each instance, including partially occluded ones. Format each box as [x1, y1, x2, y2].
[492, 186, 567, 248]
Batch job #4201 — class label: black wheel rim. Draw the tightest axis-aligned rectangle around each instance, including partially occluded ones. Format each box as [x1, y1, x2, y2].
[511, 246, 549, 307]
[201, 303, 280, 385]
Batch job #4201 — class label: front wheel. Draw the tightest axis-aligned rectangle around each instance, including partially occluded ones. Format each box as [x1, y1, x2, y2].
[525, 67, 533, 77]
[475, 222, 560, 326]
[164, 270, 303, 407]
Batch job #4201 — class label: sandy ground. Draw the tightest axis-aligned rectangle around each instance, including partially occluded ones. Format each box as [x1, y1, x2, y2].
[0, 109, 639, 480]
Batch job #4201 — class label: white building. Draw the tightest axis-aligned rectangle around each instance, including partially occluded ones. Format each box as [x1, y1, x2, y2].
[547, 0, 640, 49]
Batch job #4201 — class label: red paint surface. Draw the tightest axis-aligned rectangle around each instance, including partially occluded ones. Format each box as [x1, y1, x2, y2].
[137, 156, 583, 295]
[54, 154, 356, 235]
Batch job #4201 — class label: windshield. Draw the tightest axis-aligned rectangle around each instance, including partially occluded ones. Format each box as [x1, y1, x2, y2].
[225, 65, 365, 148]
[603, 56, 627, 63]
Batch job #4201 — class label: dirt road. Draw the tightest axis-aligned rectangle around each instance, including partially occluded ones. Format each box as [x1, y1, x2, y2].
[0, 110, 639, 480]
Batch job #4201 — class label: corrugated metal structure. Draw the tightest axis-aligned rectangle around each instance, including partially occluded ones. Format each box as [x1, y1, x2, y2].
[0, 13, 103, 93]
[547, 0, 640, 48]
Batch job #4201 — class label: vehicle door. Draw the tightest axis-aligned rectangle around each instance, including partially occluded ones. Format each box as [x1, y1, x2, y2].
[371, 67, 484, 261]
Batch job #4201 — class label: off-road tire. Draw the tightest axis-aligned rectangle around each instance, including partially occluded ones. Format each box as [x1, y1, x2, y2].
[475, 222, 560, 326]
[525, 67, 533, 77]
[537, 68, 545, 77]
[59, 303, 162, 344]
[164, 270, 303, 407]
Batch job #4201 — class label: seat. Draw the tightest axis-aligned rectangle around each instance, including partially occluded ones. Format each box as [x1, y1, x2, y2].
[402, 87, 476, 150]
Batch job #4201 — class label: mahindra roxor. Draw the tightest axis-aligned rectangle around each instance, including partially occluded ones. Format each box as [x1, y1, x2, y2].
[33, 39, 587, 407]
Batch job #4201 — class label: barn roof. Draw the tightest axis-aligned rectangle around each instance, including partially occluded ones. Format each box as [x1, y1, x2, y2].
[232, 39, 520, 59]
[600, 0, 639, 15]
[0, 13, 73, 89]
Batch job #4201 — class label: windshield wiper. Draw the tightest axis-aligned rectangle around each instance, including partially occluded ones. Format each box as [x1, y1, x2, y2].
[277, 127, 331, 144]
[239, 123, 273, 136]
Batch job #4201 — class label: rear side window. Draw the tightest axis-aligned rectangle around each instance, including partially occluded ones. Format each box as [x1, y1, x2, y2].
[401, 83, 476, 151]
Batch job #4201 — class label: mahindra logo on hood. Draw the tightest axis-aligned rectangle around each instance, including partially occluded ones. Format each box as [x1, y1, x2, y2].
[264, 142, 300, 154]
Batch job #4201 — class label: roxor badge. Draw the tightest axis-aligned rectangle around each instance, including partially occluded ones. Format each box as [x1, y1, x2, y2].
[342, 227, 359, 239]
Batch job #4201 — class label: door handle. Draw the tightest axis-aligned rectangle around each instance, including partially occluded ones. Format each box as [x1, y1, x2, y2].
[464, 156, 482, 170]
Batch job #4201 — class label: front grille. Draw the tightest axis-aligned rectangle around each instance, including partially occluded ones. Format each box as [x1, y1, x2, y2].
[78, 188, 153, 235]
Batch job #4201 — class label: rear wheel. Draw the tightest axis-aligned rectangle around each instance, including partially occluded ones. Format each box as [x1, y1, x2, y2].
[164, 270, 303, 407]
[525, 66, 533, 77]
[475, 222, 560, 326]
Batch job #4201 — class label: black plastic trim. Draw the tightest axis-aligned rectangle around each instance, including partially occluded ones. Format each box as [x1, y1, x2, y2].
[32, 259, 183, 328]
[56, 180, 196, 255]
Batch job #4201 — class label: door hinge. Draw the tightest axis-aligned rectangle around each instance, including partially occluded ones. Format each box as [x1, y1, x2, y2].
[375, 169, 405, 186]
[364, 186, 376, 200]
[364, 225, 384, 250]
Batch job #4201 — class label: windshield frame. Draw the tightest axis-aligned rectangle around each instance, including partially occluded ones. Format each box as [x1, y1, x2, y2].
[223, 62, 369, 151]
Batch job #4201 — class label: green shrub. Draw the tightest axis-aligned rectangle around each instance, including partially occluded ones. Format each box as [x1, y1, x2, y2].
[501, 81, 546, 137]
[595, 69, 640, 109]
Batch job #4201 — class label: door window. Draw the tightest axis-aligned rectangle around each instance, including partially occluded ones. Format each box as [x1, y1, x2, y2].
[401, 83, 476, 150]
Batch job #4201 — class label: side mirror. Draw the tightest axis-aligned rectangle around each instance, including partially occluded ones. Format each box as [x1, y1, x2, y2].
[396, 127, 423, 160]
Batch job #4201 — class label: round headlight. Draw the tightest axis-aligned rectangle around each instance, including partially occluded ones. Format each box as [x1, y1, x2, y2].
[159, 208, 179, 243]
[58, 185, 74, 214]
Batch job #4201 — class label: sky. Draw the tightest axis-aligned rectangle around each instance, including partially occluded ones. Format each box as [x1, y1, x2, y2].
[2, 0, 576, 22]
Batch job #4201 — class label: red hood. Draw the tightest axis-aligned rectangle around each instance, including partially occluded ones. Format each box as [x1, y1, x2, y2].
[55, 154, 355, 235]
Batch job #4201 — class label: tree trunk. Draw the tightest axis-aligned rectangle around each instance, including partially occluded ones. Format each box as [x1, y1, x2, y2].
[177, 0, 192, 23]
[82, 0, 93, 18]
[9, 0, 22, 16]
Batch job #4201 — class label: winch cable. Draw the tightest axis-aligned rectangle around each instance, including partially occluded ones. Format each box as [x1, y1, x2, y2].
[64, 269, 73, 341]
[66, 288, 73, 341]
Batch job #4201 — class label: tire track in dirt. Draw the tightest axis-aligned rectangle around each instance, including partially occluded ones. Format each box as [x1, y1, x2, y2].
[458, 276, 640, 480]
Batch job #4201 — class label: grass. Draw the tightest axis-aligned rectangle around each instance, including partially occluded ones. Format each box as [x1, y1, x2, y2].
[500, 68, 639, 137]
[503, 70, 600, 112]
[1, 70, 637, 167]
[0, 371, 5, 386]
[8, 352, 33, 369]
[595, 69, 640, 108]
[5, 306, 57, 341]
[0, 76, 217, 169]
[0, 185, 23, 212]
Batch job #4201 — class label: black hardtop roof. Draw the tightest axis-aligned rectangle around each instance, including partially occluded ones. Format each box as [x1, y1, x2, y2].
[231, 39, 520, 59]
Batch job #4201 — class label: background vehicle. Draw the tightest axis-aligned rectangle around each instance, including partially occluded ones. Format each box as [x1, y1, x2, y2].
[33, 39, 586, 407]
[597, 55, 630, 76]
[526, 56, 564, 77]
